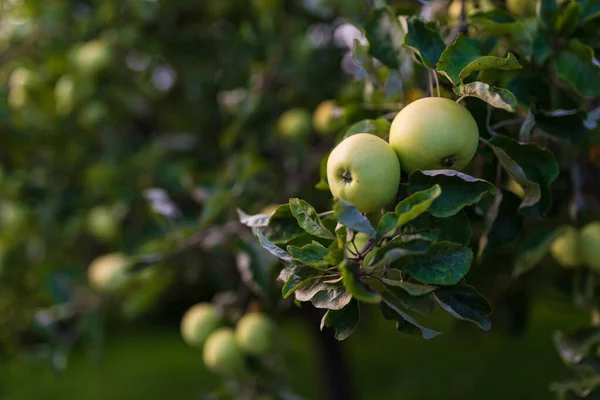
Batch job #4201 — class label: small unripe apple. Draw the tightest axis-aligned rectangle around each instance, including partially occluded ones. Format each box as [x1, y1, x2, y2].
[389, 97, 479, 173]
[581, 222, 600, 271]
[54, 75, 76, 116]
[87, 205, 119, 242]
[550, 226, 581, 268]
[180, 303, 222, 349]
[313, 100, 343, 135]
[203, 328, 246, 376]
[235, 312, 277, 355]
[327, 133, 401, 213]
[87, 253, 131, 292]
[277, 108, 312, 141]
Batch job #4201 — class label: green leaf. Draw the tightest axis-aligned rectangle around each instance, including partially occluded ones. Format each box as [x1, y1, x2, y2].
[478, 191, 523, 259]
[369, 247, 425, 269]
[279, 265, 318, 298]
[553, 39, 600, 96]
[237, 208, 271, 228]
[380, 299, 441, 339]
[256, 230, 292, 262]
[263, 203, 307, 244]
[409, 211, 472, 246]
[553, 328, 600, 365]
[380, 278, 437, 296]
[287, 242, 330, 269]
[455, 82, 517, 112]
[436, 35, 522, 86]
[237, 238, 278, 301]
[512, 228, 559, 278]
[538, 0, 559, 30]
[333, 198, 376, 236]
[579, 0, 600, 23]
[343, 119, 391, 139]
[365, 7, 405, 69]
[488, 135, 559, 219]
[394, 242, 473, 285]
[395, 185, 442, 224]
[289, 198, 335, 240]
[320, 301, 360, 341]
[555, 1, 581, 35]
[376, 212, 398, 241]
[433, 284, 492, 330]
[470, 13, 538, 60]
[339, 261, 381, 303]
[408, 170, 495, 218]
[403, 17, 446, 69]
[293, 277, 352, 310]
[534, 109, 589, 144]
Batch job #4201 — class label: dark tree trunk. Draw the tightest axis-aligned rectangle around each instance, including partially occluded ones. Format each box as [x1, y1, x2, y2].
[296, 306, 353, 400]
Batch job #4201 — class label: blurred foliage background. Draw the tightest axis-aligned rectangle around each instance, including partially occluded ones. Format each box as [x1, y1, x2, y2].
[0, 0, 599, 399]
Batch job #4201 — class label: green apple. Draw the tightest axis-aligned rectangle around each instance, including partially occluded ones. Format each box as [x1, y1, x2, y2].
[389, 97, 479, 173]
[54, 75, 76, 116]
[73, 39, 113, 74]
[8, 68, 40, 109]
[181, 303, 222, 349]
[327, 133, 401, 213]
[87, 205, 119, 241]
[277, 108, 312, 141]
[581, 222, 600, 271]
[235, 312, 277, 355]
[203, 328, 246, 376]
[550, 226, 581, 268]
[87, 253, 131, 292]
[313, 100, 343, 135]
[506, 0, 535, 17]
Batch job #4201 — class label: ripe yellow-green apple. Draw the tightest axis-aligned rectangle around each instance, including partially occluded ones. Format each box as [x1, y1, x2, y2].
[277, 108, 312, 141]
[389, 97, 479, 173]
[203, 328, 246, 376]
[507, 0, 536, 17]
[313, 100, 343, 135]
[180, 303, 222, 349]
[550, 226, 581, 268]
[235, 312, 277, 355]
[345, 232, 371, 257]
[73, 39, 113, 74]
[327, 133, 401, 213]
[87, 253, 131, 292]
[580, 222, 600, 271]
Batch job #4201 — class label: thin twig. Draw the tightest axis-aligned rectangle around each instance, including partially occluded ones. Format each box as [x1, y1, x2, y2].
[432, 70, 441, 97]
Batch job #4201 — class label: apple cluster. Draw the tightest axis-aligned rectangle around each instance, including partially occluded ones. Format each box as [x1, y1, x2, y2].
[550, 222, 600, 270]
[327, 97, 480, 213]
[180, 304, 278, 376]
